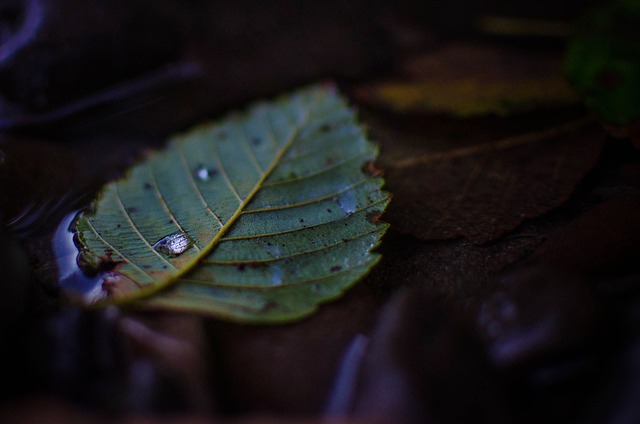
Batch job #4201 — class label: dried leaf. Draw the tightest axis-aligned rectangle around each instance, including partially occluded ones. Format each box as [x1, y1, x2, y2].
[383, 119, 605, 244]
[356, 42, 579, 117]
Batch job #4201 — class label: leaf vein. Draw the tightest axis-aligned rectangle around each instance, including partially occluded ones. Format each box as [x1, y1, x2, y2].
[113, 183, 177, 270]
[238, 121, 266, 175]
[202, 227, 383, 265]
[174, 143, 225, 228]
[147, 162, 202, 251]
[177, 259, 375, 289]
[83, 217, 151, 281]
[224, 196, 388, 240]
[263, 153, 368, 188]
[243, 177, 373, 213]
[211, 139, 244, 203]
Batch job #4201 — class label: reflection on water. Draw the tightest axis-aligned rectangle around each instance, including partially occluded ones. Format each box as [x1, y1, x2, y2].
[336, 189, 357, 215]
[53, 211, 105, 303]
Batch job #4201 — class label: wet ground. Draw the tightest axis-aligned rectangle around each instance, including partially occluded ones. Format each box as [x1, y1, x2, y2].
[2, 1, 640, 423]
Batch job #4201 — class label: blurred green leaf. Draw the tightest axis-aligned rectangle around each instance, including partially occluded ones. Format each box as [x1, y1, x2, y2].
[565, 1, 640, 126]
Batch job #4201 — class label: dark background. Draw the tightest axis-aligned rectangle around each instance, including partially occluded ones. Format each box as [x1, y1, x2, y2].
[2, 1, 639, 423]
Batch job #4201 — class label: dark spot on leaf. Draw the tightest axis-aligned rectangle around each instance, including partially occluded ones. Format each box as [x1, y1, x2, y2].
[320, 123, 332, 132]
[327, 208, 333, 213]
[260, 301, 278, 312]
[237, 264, 246, 271]
[366, 210, 384, 224]
[362, 160, 383, 177]
[127, 207, 137, 213]
[252, 136, 262, 145]
[248, 261, 267, 269]
[330, 265, 342, 272]
[298, 218, 304, 223]
[77, 247, 120, 276]
[76, 251, 99, 276]
[143, 182, 153, 190]
[116, 224, 121, 228]
[162, 265, 168, 269]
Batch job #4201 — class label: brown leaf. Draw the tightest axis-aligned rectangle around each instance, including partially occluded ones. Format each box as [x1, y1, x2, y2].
[355, 42, 579, 117]
[383, 119, 606, 244]
[525, 196, 640, 278]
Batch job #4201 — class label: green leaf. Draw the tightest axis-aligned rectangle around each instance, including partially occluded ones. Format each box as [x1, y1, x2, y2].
[74, 85, 390, 323]
[565, 1, 640, 126]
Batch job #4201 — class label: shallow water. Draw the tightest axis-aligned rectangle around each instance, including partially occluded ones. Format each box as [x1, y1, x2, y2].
[53, 211, 104, 302]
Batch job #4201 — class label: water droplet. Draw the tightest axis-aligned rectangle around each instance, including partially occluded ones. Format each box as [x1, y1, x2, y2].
[336, 190, 357, 215]
[271, 266, 283, 286]
[195, 164, 210, 181]
[101, 271, 138, 298]
[153, 232, 193, 257]
[263, 242, 281, 258]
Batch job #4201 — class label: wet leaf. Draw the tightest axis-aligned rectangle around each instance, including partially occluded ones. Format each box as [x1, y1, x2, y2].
[73, 85, 390, 323]
[383, 118, 605, 244]
[525, 196, 640, 278]
[565, 1, 640, 127]
[356, 42, 579, 117]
